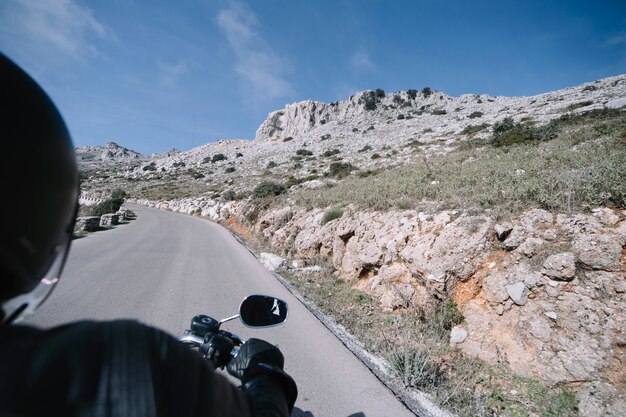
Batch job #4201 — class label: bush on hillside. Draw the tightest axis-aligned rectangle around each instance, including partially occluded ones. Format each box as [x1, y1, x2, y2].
[407, 89, 418, 100]
[252, 181, 286, 198]
[329, 162, 357, 178]
[211, 153, 227, 163]
[296, 149, 313, 156]
[422, 87, 432, 97]
[321, 208, 343, 225]
[90, 189, 126, 217]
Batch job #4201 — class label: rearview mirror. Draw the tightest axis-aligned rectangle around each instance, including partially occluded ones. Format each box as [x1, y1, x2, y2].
[239, 295, 288, 328]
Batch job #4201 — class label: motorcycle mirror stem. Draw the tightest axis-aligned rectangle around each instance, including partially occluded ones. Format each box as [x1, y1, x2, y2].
[219, 314, 240, 324]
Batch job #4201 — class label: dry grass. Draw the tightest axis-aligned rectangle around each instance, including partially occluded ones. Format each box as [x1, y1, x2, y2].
[291, 112, 626, 217]
[277, 263, 577, 416]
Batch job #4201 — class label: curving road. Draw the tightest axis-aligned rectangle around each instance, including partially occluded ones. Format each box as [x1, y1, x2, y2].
[25, 205, 415, 417]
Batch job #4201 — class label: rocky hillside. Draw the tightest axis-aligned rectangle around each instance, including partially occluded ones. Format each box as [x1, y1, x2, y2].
[78, 75, 626, 203]
[76, 141, 144, 162]
[80, 75, 626, 416]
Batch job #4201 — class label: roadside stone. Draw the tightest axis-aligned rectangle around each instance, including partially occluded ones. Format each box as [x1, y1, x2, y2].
[573, 234, 622, 271]
[74, 216, 100, 232]
[494, 305, 504, 315]
[494, 222, 513, 241]
[506, 282, 528, 306]
[450, 326, 468, 344]
[301, 265, 321, 274]
[291, 259, 306, 268]
[545, 311, 558, 320]
[542, 252, 576, 281]
[504, 299, 514, 310]
[259, 253, 287, 271]
[99, 214, 119, 228]
[518, 237, 544, 257]
[483, 272, 509, 305]
[591, 207, 620, 226]
[502, 225, 526, 250]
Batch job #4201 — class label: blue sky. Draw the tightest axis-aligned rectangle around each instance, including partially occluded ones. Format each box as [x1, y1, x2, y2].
[1, 0, 625, 154]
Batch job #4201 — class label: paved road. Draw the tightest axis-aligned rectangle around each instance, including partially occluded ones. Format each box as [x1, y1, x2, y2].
[25, 205, 414, 417]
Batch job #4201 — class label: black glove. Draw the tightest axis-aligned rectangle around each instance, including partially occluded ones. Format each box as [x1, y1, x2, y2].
[202, 333, 235, 368]
[228, 338, 297, 412]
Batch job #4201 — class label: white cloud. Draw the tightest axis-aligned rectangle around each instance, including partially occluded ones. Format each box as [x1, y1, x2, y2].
[216, 1, 293, 100]
[350, 49, 376, 72]
[0, 0, 108, 62]
[158, 60, 188, 87]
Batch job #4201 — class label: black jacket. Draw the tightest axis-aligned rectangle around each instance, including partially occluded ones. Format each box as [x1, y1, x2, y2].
[0, 320, 292, 417]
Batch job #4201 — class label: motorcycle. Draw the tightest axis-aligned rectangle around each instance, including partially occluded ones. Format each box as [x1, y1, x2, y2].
[178, 294, 288, 369]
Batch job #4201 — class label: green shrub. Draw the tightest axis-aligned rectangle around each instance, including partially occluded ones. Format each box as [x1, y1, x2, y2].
[236, 152, 243, 158]
[397, 114, 405, 120]
[323, 149, 341, 157]
[358, 145, 372, 152]
[189, 170, 205, 179]
[283, 136, 293, 142]
[468, 111, 484, 119]
[267, 161, 277, 169]
[142, 162, 157, 171]
[582, 85, 598, 92]
[461, 123, 489, 135]
[211, 153, 227, 163]
[222, 190, 236, 200]
[225, 167, 236, 173]
[432, 109, 447, 115]
[422, 87, 432, 97]
[90, 189, 126, 217]
[172, 161, 186, 168]
[329, 162, 357, 178]
[389, 347, 444, 389]
[202, 156, 211, 164]
[321, 208, 343, 225]
[371, 153, 381, 159]
[375, 88, 385, 98]
[252, 182, 286, 198]
[296, 149, 313, 156]
[407, 89, 417, 100]
[111, 189, 127, 200]
[352, 127, 359, 132]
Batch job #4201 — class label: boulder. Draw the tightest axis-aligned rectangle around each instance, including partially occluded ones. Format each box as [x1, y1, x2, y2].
[506, 282, 529, 306]
[573, 234, 622, 271]
[74, 216, 100, 232]
[541, 252, 576, 281]
[450, 326, 468, 344]
[259, 253, 287, 272]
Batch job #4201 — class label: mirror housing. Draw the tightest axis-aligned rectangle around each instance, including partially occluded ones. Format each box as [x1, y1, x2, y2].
[239, 295, 288, 328]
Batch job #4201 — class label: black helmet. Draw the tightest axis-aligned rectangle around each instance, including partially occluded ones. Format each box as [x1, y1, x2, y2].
[0, 54, 78, 324]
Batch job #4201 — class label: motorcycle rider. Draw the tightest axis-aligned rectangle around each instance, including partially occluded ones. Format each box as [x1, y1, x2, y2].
[0, 54, 297, 417]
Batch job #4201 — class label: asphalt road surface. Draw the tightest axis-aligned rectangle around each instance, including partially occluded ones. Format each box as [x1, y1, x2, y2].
[25, 205, 415, 417]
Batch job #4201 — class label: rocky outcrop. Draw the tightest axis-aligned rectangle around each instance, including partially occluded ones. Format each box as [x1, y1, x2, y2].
[76, 142, 143, 162]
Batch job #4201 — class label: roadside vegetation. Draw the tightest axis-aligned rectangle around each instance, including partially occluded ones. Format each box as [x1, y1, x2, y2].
[273, 263, 578, 417]
[291, 109, 626, 217]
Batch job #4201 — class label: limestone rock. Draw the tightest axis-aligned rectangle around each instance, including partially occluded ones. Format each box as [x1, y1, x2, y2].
[542, 252, 576, 281]
[494, 222, 513, 241]
[506, 282, 528, 306]
[259, 253, 286, 271]
[573, 234, 622, 271]
[502, 225, 526, 250]
[450, 326, 468, 344]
